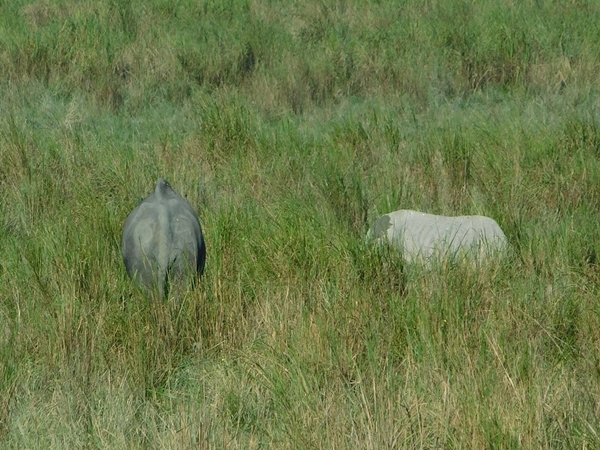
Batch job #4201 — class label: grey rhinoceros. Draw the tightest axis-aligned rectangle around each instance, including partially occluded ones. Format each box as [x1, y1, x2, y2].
[367, 209, 507, 264]
[122, 178, 206, 298]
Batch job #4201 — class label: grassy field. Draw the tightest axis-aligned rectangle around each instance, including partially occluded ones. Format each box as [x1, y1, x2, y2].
[2, 0, 600, 448]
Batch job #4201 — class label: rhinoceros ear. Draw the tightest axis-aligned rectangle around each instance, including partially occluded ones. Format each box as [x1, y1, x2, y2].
[371, 214, 391, 238]
[155, 178, 177, 197]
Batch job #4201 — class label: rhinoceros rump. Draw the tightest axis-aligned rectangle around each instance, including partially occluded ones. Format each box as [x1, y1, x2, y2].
[367, 209, 507, 263]
[122, 178, 206, 298]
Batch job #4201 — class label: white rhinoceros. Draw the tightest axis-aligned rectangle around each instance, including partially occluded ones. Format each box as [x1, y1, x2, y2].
[367, 209, 507, 263]
[122, 178, 206, 298]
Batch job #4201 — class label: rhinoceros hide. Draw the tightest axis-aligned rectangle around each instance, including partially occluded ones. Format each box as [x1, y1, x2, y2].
[122, 178, 206, 298]
[367, 209, 507, 263]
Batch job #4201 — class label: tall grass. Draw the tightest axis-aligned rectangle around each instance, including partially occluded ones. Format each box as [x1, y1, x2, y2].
[1, 0, 600, 448]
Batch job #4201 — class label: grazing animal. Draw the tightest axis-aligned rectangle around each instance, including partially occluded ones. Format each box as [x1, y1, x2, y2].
[367, 209, 507, 264]
[122, 178, 206, 298]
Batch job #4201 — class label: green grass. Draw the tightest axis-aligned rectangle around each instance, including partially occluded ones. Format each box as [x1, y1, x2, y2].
[2, 0, 600, 448]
